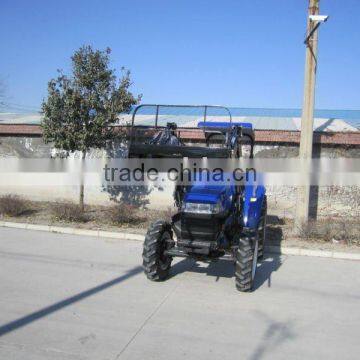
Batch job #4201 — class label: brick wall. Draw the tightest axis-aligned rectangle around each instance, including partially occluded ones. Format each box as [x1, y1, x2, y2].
[1, 124, 360, 145]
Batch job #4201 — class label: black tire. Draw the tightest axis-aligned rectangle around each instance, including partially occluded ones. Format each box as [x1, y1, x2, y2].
[142, 220, 173, 281]
[258, 196, 267, 260]
[235, 234, 258, 292]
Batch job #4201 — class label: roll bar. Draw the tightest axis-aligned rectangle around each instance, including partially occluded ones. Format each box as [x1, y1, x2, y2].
[131, 104, 233, 128]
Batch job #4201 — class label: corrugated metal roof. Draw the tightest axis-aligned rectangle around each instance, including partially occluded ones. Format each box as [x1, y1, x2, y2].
[0, 112, 358, 132]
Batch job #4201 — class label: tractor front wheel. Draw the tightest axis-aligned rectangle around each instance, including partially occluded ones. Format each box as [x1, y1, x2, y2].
[142, 220, 173, 281]
[258, 196, 267, 260]
[235, 234, 258, 292]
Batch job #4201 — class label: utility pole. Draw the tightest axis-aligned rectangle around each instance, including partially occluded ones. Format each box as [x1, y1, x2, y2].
[295, 0, 320, 230]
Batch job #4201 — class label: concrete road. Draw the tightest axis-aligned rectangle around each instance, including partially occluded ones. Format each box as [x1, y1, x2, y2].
[0, 228, 360, 360]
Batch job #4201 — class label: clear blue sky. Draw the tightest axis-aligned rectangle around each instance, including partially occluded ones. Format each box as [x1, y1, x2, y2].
[0, 0, 359, 112]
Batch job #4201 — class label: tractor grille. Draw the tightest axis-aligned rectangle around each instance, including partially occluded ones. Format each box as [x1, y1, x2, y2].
[174, 215, 222, 243]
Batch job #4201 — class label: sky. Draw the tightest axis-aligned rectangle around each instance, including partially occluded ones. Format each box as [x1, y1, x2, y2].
[0, 0, 359, 112]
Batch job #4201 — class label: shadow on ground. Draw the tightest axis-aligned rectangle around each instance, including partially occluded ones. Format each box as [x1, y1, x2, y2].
[170, 254, 283, 291]
[169, 216, 284, 288]
[266, 214, 285, 247]
[0, 266, 143, 338]
[249, 310, 296, 360]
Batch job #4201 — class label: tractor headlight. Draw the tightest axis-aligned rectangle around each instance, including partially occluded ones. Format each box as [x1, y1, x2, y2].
[182, 201, 224, 214]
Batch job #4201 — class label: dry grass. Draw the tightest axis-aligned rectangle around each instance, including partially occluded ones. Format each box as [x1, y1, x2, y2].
[0, 195, 30, 217]
[51, 202, 88, 223]
[108, 202, 141, 225]
[296, 218, 360, 245]
[1, 195, 359, 248]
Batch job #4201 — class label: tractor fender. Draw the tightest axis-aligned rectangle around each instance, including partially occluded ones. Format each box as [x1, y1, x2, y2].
[241, 185, 266, 229]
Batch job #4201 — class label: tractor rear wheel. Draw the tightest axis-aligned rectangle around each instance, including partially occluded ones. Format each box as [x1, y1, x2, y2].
[235, 234, 258, 292]
[142, 220, 173, 281]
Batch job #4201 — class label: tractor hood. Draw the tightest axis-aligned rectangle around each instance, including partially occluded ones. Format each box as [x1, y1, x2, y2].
[184, 185, 234, 205]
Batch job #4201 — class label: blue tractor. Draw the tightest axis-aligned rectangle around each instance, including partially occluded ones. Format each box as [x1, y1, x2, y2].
[128, 105, 267, 292]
